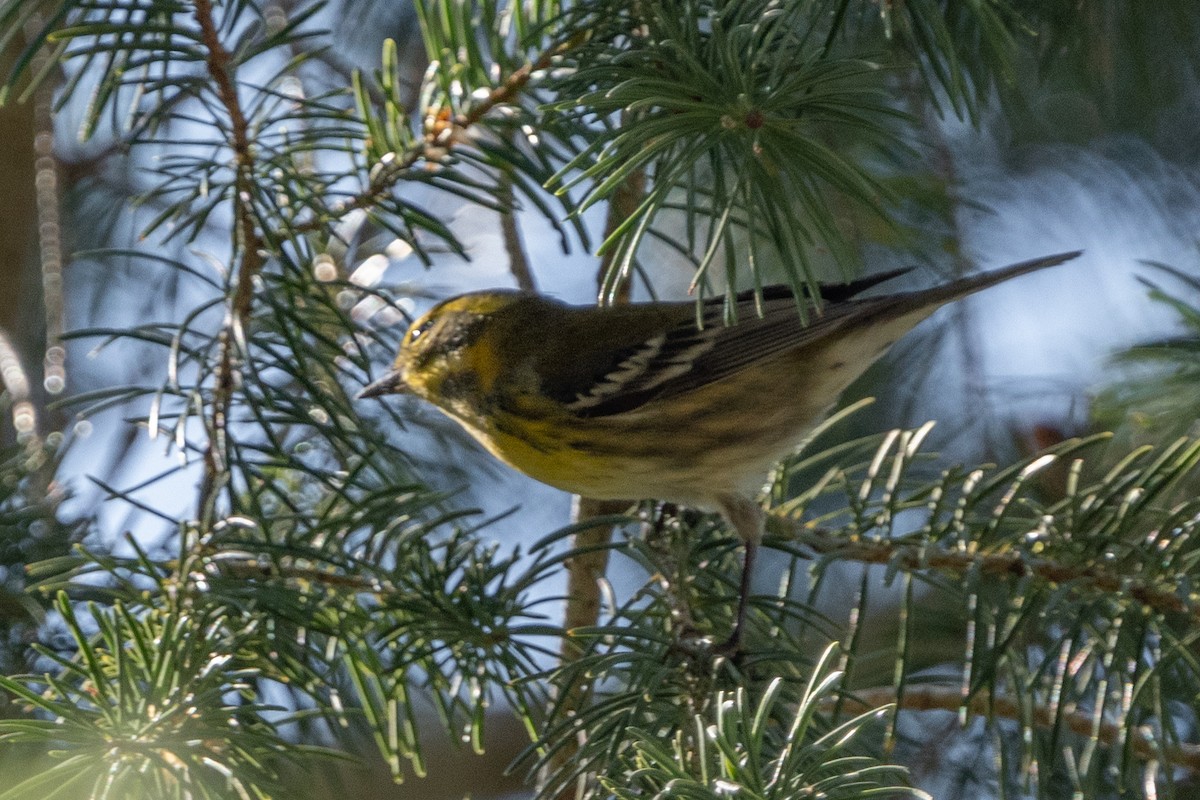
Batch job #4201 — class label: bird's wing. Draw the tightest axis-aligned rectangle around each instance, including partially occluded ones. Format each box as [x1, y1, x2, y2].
[561, 316, 725, 415]
[561, 276, 907, 418]
[555, 250, 1082, 418]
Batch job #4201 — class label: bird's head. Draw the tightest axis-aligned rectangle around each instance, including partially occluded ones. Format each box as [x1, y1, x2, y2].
[358, 290, 527, 411]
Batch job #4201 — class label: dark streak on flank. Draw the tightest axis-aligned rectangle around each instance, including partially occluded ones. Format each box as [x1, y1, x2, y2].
[495, 414, 554, 453]
[438, 371, 479, 402]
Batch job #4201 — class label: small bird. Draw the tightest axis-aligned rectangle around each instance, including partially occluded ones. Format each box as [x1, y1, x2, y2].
[360, 251, 1081, 650]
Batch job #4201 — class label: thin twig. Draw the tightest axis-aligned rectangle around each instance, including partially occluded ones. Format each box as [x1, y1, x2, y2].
[498, 167, 537, 292]
[192, 0, 266, 528]
[202, 558, 384, 591]
[537, 504, 628, 800]
[769, 516, 1199, 625]
[832, 684, 1200, 773]
[296, 39, 575, 236]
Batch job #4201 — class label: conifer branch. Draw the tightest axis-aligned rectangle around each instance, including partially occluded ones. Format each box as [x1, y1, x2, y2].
[192, 0, 266, 528]
[498, 167, 537, 292]
[834, 685, 1200, 773]
[202, 558, 383, 591]
[298, 38, 577, 235]
[769, 516, 1198, 625]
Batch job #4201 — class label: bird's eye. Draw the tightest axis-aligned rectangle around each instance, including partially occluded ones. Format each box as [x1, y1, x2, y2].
[409, 319, 435, 343]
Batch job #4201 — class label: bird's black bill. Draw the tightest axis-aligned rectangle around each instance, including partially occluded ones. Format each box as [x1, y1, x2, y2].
[358, 371, 406, 399]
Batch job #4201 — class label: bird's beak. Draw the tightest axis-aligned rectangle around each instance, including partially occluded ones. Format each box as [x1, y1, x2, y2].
[358, 370, 406, 399]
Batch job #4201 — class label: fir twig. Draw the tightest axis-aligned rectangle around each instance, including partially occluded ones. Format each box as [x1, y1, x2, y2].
[833, 685, 1200, 773]
[297, 36, 577, 235]
[499, 166, 537, 292]
[192, 0, 266, 530]
[769, 517, 1200, 626]
[201, 557, 384, 591]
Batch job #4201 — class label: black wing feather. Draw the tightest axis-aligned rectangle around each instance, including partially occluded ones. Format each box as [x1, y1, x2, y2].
[568, 274, 908, 418]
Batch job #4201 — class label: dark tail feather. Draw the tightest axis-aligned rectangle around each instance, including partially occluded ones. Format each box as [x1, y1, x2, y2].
[913, 250, 1083, 308]
[835, 250, 1083, 345]
[733, 251, 1080, 310]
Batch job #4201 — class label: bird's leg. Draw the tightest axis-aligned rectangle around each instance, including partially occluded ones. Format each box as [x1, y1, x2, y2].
[715, 494, 764, 654]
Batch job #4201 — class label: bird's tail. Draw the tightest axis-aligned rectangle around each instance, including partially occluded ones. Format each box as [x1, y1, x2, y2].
[908, 250, 1083, 309]
[827, 250, 1083, 358]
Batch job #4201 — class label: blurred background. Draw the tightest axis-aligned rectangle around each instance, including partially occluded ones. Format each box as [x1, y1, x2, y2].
[3, 2, 1200, 797]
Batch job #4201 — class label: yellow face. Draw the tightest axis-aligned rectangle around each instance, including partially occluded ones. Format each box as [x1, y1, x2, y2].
[374, 291, 523, 415]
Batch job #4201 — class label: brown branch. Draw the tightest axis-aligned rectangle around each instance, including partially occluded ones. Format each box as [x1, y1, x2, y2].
[192, 0, 266, 528]
[498, 167, 537, 292]
[455, 44, 562, 129]
[834, 684, 1200, 774]
[202, 557, 384, 591]
[768, 516, 1198, 625]
[536, 498, 630, 800]
[295, 38, 576, 235]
